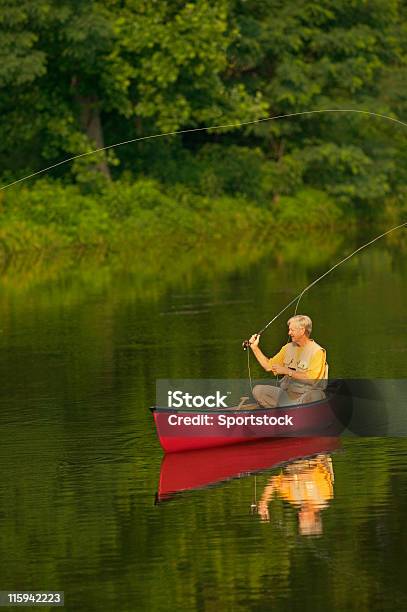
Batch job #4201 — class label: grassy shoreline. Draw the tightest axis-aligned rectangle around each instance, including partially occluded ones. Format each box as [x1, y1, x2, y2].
[0, 178, 366, 257]
[0, 176, 404, 274]
[0, 180, 404, 298]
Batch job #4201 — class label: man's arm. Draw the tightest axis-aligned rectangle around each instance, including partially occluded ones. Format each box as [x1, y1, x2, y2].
[248, 334, 274, 372]
[307, 349, 326, 380]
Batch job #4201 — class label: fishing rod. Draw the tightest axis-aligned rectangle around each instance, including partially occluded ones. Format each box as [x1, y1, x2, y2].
[242, 220, 407, 349]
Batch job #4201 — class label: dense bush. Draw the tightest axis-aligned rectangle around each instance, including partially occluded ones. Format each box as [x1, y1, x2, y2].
[0, 176, 352, 255]
[275, 189, 343, 228]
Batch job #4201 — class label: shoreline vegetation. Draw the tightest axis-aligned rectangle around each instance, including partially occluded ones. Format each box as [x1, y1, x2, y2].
[1, 177, 404, 260]
[1, 0, 407, 271]
[0, 179, 347, 256]
[0, 178, 405, 299]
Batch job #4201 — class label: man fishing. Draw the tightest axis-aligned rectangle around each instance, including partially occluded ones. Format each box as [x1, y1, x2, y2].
[248, 314, 328, 407]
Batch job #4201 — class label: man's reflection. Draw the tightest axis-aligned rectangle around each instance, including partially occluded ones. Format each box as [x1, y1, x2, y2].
[257, 453, 334, 536]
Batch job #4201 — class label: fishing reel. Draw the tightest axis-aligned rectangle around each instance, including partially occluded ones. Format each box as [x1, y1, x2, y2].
[242, 333, 260, 350]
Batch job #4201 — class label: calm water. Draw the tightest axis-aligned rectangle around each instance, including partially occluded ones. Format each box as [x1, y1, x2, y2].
[0, 228, 406, 610]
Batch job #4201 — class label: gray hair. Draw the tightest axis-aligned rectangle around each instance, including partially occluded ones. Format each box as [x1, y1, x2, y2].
[287, 314, 312, 337]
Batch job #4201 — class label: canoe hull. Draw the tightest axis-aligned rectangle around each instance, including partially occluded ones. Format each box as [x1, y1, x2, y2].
[152, 390, 350, 453]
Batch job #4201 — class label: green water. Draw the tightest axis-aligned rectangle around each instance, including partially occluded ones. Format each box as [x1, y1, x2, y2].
[0, 227, 406, 611]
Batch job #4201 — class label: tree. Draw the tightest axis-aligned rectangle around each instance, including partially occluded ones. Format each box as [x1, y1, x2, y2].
[0, 0, 266, 184]
[228, 0, 404, 206]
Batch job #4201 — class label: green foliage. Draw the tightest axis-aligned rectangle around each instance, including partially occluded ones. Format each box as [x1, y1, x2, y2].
[197, 144, 268, 200]
[275, 188, 343, 227]
[0, 178, 277, 253]
[0, 0, 49, 87]
[228, 0, 407, 207]
[0, 0, 266, 184]
[123, 0, 267, 130]
[1, 0, 407, 252]
[299, 143, 391, 205]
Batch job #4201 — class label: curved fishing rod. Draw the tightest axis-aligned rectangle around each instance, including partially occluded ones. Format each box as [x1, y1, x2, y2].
[2, 108, 407, 191]
[242, 220, 407, 349]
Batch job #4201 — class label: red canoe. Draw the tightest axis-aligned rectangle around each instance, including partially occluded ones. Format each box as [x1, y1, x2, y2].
[151, 388, 351, 453]
[156, 436, 341, 503]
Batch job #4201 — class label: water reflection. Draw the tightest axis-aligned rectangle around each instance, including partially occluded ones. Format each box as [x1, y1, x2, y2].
[0, 227, 406, 610]
[257, 453, 334, 536]
[157, 437, 339, 507]
[0, 227, 349, 299]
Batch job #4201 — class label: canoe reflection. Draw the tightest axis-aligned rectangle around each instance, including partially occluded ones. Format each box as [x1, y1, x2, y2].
[257, 453, 335, 536]
[156, 437, 340, 510]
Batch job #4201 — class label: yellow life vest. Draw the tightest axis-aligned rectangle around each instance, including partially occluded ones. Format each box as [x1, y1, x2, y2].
[280, 340, 328, 395]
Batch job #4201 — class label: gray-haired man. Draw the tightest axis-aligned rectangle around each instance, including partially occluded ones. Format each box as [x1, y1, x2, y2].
[249, 315, 328, 408]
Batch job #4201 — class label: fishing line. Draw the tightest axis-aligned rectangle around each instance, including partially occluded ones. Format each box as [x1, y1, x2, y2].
[258, 220, 407, 335]
[292, 222, 407, 315]
[250, 475, 257, 514]
[247, 348, 254, 394]
[2, 108, 407, 191]
[1, 103, 406, 390]
[244, 221, 407, 390]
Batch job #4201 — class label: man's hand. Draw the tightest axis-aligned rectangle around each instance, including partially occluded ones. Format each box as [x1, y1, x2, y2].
[270, 364, 289, 375]
[249, 333, 260, 348]
[246, 334, 272, 372]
